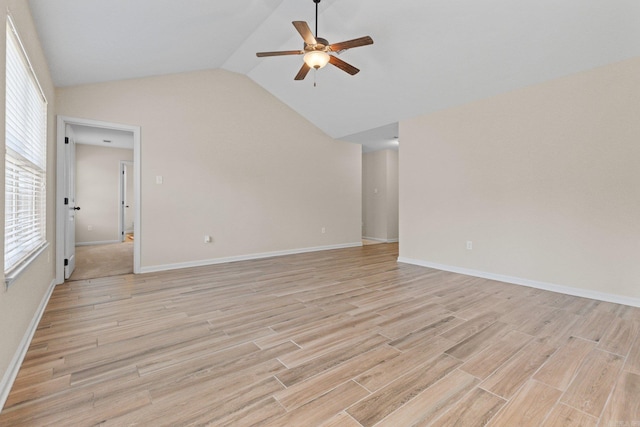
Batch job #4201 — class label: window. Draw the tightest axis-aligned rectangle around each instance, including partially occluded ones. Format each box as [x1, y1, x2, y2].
[4, 16, 47, 281]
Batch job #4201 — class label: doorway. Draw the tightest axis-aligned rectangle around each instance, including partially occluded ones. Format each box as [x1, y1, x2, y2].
[68, 141, 133, 280]
[362, 148, 399, 244]
[56, 116, 141, 284]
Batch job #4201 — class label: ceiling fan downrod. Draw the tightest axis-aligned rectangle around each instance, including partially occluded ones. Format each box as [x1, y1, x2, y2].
[314, 0, 321, 38]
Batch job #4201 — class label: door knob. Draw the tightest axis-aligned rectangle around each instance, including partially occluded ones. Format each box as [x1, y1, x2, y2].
[73, 206, 81, 210]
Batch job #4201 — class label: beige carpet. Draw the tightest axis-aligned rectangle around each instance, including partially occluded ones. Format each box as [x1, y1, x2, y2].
[68, 241, 134, 281]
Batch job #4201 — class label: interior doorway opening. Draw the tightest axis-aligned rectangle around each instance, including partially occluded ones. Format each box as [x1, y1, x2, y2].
[56, 116, 141, 284]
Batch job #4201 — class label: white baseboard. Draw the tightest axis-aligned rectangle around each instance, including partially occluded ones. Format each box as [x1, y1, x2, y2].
[363, 237, 399, 243]
[0, 279, 57, 412]
[397, 257, 640, 308]
[140, 242, 364, 274]
[76, 240, 121, 246]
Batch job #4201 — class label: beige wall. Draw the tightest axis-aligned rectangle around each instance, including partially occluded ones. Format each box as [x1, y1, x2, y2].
[56, 69, 362, 270]
[386, 150, 399, 241]
[75, 144, 133, 244]
[362, 149, 398, 241]
[0, 0, 57, 405]
[399, 57, 640, 303]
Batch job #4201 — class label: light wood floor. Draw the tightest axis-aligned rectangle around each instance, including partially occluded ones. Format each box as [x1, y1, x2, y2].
[2, 243, 639, 426]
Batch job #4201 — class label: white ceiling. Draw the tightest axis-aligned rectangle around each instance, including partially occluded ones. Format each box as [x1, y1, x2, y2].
[28, 0, 640, 150]
[69, 124, 134, 150]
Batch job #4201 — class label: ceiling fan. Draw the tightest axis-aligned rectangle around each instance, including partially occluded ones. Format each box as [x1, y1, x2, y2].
[256, 0, 373, 81]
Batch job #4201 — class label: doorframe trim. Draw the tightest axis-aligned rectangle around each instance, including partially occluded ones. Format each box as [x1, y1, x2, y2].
[55, 116, 141, 284]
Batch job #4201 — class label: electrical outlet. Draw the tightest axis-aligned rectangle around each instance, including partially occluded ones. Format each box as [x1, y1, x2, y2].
[321, 227, 326, 234]
[204, 235, 211, 243]
[466, 241, 473, 250]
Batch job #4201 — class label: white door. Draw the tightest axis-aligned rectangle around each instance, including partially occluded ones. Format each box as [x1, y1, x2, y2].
[64, 127, 78, 279]
[119, 161, 135, 241]
[124, 162, 135, 234]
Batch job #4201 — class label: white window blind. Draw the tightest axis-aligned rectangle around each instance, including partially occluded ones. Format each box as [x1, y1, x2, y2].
[4, 16, 47, 276]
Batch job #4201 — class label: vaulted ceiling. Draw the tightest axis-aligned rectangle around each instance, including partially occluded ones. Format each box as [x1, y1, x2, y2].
[28, 0, 640, 150]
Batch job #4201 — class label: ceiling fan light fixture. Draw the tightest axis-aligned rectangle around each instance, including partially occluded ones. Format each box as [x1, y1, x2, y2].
[255, 0, 372, 81]
[304, 50, 330, 69]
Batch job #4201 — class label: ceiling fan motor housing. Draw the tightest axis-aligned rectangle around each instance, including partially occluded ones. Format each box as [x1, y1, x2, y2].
[306, 37, 329, 52]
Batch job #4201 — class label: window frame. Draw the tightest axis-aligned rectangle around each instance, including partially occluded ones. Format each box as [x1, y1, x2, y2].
[4, 15, 49, 286]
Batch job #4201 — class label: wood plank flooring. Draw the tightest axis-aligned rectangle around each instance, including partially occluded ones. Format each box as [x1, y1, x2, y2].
[2, 243, 640, 426]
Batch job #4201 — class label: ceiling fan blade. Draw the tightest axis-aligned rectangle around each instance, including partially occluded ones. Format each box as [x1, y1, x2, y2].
[256, 50, 304, 57]
[328, 55, 360, 75]
[292, 21, 317, 45]
[294, 63, 311, 80]
[329, 36, 373, 52]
